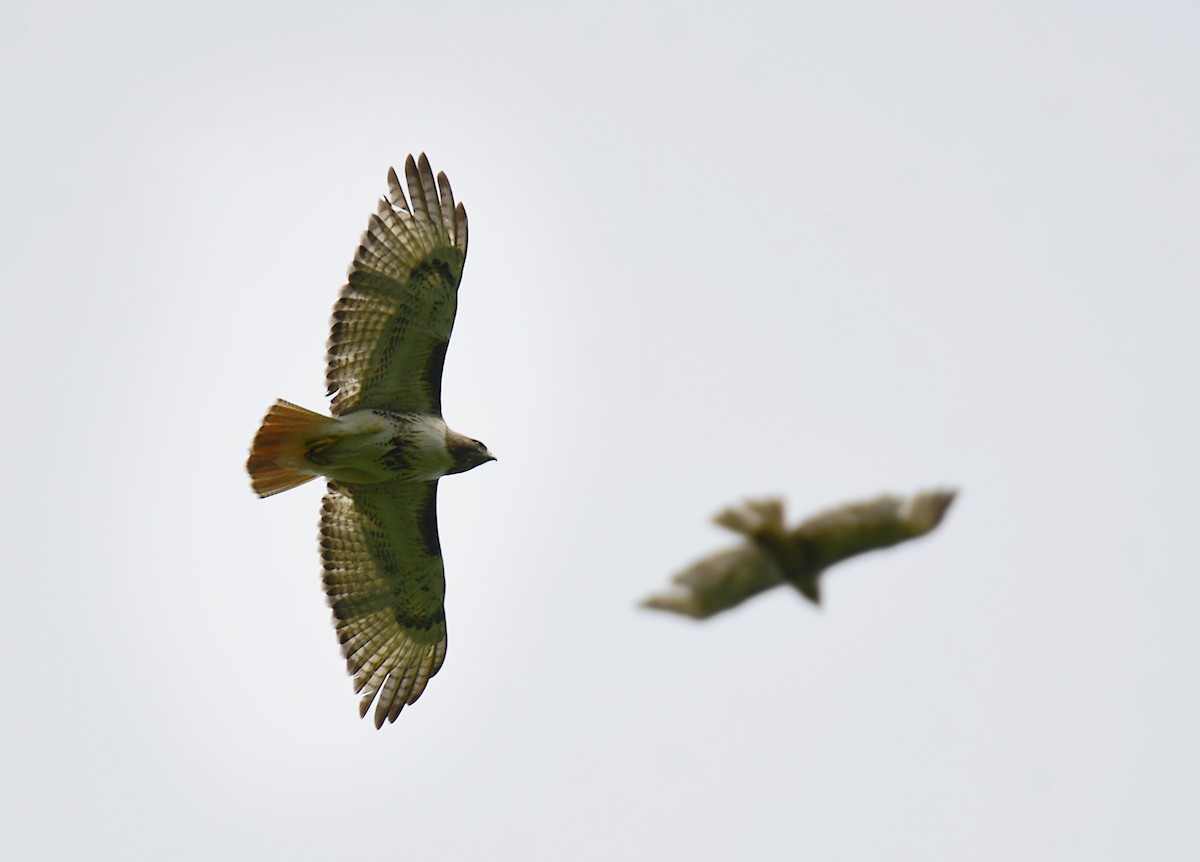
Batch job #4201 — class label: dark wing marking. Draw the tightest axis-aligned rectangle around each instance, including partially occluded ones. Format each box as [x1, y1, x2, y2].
[326, 154, 468, 416]
[320, 478, 447, 727]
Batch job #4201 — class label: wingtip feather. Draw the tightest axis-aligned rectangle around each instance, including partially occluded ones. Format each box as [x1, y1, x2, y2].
[386, 166, 409, 212]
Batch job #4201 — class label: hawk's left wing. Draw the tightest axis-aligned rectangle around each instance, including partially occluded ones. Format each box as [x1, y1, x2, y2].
[320, 479, 448, 727]
[326, 154, 468, 417]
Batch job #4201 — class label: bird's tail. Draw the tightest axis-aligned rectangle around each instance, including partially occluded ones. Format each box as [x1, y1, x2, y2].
[246, 399, 329, 497]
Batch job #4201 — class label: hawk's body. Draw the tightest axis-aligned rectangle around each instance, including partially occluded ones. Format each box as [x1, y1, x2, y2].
[247, 155, 493, 727]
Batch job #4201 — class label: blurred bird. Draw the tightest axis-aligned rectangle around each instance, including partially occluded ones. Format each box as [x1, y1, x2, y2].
[247, 155, 494, 727]
[642, 490, 956, 619]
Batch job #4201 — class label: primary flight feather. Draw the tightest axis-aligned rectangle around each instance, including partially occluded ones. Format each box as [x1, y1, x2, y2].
[247, 155, 494, 727]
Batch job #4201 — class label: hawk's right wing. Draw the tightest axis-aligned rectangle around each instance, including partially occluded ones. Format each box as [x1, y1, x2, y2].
[326, 154, 468, 417]
[639, 544, 783, 620]
[320, 478, 448, 727]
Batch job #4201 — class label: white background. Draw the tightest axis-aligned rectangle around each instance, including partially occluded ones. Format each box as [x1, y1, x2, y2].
[3, 1, 1198, 859]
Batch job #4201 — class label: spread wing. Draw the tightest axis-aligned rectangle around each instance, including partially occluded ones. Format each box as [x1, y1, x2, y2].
[640, 544, 784, 619]
[320, 478, 448, 727]
[326, 153, 469, 416]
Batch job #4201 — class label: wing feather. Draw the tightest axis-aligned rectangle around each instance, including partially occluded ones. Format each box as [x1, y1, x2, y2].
[410, 154, 438, 227]
[320, 479, 447, 727]
[387, 166, 410, 213]
[327, 154, 468, 416]
[437, 172, 457, 238]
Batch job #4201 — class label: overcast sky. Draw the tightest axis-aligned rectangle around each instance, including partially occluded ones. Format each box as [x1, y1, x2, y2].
[4, 1, 1199, 859]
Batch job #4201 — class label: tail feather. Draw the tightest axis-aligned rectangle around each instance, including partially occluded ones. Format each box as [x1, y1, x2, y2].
[247, 400, 329, 497]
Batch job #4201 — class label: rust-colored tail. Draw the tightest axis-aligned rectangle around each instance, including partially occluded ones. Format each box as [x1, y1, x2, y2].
[246, 400, 329, 497]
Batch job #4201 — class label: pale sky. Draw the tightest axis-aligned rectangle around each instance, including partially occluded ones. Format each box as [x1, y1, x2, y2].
[4, 2, 1199, 859]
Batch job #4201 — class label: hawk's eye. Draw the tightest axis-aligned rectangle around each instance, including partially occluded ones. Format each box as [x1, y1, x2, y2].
[472, 439, 485, 449]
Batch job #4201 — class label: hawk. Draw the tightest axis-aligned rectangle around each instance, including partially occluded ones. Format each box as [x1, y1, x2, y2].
[247, 155, 494, 727]
[642, 490, 956, 619]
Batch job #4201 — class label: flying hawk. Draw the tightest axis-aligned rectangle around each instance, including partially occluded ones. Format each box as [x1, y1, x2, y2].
[642, 490, 956, 619]
[247, 154, 494, 727]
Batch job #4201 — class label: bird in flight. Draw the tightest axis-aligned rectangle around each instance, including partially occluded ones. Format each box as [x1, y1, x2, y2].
[642, 490, 956, 619]
[247, 155, 494, 727]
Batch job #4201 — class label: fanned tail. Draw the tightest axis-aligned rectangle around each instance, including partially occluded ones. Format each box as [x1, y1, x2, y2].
[246, 399, 329, 497]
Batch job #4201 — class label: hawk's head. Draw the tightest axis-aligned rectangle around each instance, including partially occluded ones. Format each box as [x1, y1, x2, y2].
[445, 431, 496, 475]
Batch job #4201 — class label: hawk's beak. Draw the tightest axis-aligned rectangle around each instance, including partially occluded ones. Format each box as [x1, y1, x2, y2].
[485, 452, 497, 463]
